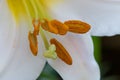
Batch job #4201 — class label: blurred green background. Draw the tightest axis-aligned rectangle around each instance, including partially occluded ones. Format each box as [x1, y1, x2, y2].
[37, 36, 120, 80]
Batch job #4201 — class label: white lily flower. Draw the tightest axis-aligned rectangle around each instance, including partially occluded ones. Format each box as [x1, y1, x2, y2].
[3, 0, 119, 80]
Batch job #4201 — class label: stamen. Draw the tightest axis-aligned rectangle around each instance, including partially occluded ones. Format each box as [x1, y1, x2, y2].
[64, 20, 91, 33]
[22, 0, 33, 28]
[43, 44, 57, 60]
[28, 19, 41, 56]
[34, 0, 47, 19]
[29, 0, 39, 18]
[51, 20, 69, 35]
[28, 32, 38, 56]
[32, 19, 41, 36]
[50, 38, 72, 65]
[41, 19, 59, 34]
[41, 19, 69, 35]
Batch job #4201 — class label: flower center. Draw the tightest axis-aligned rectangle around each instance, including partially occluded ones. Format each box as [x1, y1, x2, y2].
[7, 0, 91, 65]
[28, 19, 90, 65]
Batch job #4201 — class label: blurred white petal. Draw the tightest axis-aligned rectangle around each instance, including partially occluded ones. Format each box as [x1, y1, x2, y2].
[48, 33, 100, 80]
[0, 1, 46, 80]
[0, 0, 16, 74]
[50, 0, 120, 36]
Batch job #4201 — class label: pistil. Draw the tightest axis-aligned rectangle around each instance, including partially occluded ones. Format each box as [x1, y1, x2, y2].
[43, 44, 57, 60]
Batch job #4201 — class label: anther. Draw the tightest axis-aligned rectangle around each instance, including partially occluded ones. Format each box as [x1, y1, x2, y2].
[28, 32, 38, 56]
[28, 19, 41, 56]
[41, 19, 59, 34]
[64, 20, 91, 33]
[50, 38, 72, 65]
[51, 20, 69, 35]
[41, 19, 69, 35]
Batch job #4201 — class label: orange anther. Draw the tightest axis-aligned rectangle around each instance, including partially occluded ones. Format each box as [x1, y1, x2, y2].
[50, 38, 72, 65]
[28, 32, 38, 56]
[64, 20, 91, 34]
[41, 19, 49, 31]
[41, 19, 69, 35]
[41, 19, 58, 34]
[50, 20, 69, 35]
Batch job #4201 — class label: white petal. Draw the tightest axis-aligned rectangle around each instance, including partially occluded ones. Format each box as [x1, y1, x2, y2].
[0, 1, 46, 80]
[0, 0, 16, 74]
[50, 0, 120, 36]
[47, 33, 100, 80]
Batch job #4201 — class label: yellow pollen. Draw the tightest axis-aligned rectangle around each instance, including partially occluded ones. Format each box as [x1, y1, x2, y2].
[50, 38, 72, 65]
[64, 20, 91, 33]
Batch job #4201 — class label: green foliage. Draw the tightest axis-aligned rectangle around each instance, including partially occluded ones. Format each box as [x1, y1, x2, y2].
[92, 36, 101, 64]
[37, 63, 62, 80]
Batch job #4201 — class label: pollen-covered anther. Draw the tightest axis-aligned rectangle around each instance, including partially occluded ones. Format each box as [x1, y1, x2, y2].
[51, 20, 69, 35]
[28, 32, 38, 56]
[64, 20, 91, 34]
[32, 19, 41, 36]
[50, 38, 72, 65]
[41, 19, 58, 34]
[41, 19, 69, 35]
